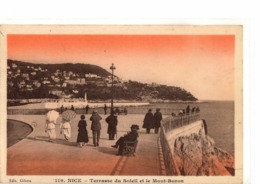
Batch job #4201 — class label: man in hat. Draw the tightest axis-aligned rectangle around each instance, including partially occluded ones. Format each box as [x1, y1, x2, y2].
[111, 124, 139, 155]
[105, 111, 118, 140]
[154, 108, 162, 134]
[90, 110, 102, 147]
[142, 109, 155, 134]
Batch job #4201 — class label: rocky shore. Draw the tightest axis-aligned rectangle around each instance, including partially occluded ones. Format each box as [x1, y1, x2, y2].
[173, 133, 234, 176]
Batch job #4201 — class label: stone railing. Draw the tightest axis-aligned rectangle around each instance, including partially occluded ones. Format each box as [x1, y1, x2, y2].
[162, 113, 201, 133]
[159, 113, 201, 175]
[159, 128, 181, 175]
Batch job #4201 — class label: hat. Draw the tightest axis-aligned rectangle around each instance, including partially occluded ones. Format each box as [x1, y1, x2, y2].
[81, 115, 85, 119]
[130, 124, 139, 130]
[156, 108, 160, 111]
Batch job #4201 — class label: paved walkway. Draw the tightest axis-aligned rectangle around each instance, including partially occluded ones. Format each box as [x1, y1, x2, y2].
[7, 114, 163, 175]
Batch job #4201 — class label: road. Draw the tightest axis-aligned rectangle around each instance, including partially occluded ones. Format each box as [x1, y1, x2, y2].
[7, 114, 164, 175]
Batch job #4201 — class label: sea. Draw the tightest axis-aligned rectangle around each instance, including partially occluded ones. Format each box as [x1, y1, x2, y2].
[144, 101, 235, 156]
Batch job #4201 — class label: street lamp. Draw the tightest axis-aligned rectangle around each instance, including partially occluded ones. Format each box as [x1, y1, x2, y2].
[110, 63, 116, 113]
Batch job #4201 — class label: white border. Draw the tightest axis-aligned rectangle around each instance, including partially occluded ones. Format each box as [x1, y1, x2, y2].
[0, 0, 256, 181]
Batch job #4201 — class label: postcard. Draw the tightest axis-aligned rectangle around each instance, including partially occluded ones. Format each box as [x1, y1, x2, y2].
[0, 25, 243, 184]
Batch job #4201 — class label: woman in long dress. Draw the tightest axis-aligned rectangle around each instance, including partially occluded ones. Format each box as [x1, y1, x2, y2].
[77, 115, 89, 147]
[45, 120, 56, 142]
[45, 110, 59, 142]
[60, 118, 71, 140]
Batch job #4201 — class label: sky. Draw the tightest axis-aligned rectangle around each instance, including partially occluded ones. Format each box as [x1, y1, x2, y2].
[7, 34, 235, 101]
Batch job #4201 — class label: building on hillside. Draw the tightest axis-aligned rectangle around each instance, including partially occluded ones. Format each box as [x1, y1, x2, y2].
[22, 73, 30, 80]
[85, 73, 99, 78]
[33, 81, 41, 88]
[48, 88, 63, 96]
[65, 79, 85, 85]
[72, 89, 79, 94]
[7, 81, 14, 87]
[12, 63, 17, 68]
[42, 80, 51, 84]
[18, 80, 26, 88]
[62, 82, 67, 87]
[31, 71, 37, 76]
[51, 76, 60, 83]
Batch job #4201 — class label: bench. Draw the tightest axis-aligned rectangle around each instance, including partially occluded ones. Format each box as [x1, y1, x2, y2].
[122, 140, 138, 156]
[115, 108, 128, 115]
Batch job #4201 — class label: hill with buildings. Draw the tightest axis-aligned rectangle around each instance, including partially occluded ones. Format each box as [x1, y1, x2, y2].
[7, 59, 197, 102]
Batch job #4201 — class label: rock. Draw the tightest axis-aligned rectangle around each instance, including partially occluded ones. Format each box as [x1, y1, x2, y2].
[173, 133, 234, 176]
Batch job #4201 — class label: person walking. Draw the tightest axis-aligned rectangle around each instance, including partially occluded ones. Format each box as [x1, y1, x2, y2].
[90, 110, 102, 147]
[45, 110, 59, 142]
[142, 109, 155, 134]
[60, 119, 71, 141]
[85, 105, 89, 114]
[45, 120, 57, 142]
[60, 105, 64, 114]
[71, 105, 75, 111]
[154, 108, 162, 134]
[105, 111, 118, 140]
[123, 108, 128, 115]
[186, 105, 190, 114]
[77, 115, 89, 148]
[104, 104, 107, 115]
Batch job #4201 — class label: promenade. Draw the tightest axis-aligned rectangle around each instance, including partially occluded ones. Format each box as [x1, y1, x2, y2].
[7, 114, 163, 175]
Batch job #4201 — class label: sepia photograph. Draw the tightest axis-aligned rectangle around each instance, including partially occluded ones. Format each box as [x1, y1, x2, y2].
[0, 25, 243, 184]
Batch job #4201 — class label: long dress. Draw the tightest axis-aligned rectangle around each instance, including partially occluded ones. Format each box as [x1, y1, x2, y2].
[60, 119, 71, 140]
[77, 120, 89, 143]
[45, 121, 56, 140]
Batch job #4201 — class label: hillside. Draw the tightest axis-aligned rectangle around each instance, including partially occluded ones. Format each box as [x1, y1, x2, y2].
[7, 60, 197, 101]
[8, 59, 111, 77]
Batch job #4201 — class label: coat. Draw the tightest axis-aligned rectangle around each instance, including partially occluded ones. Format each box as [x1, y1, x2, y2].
[105, 115, 118, 134]
[154, 111, 162, 128]
[90, 113, 102, 131]
[77, 120, 89, 143]
[142, 112, 155, 129]
[124, 130, 138, 141]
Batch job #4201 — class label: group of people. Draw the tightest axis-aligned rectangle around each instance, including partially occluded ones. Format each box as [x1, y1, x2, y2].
[60, 105, 75, 114]
[45, 108, 136, 152]
[171, 105, 201, 117]
[86, 104, 128, 116]
[46, 105, 199, 155]
[142, 108, 163, 134]
[45, 112, 72, 142]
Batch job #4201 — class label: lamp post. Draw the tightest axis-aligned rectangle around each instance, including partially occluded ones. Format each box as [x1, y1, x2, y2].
[110, 63, 116, 113]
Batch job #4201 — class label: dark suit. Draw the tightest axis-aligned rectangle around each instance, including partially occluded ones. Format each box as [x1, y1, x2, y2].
[90, 113, 102, 146]
[106, 115, 118, 140]
[154, 111, 162, 133]
[115, 130, 138, 154]
[142, 112, 155, 133]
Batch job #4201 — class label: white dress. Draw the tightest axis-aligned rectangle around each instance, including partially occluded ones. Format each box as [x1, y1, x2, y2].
[60, 120, 71, 140]
[45, 121, 56, 140]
